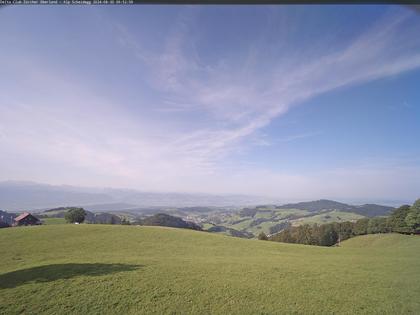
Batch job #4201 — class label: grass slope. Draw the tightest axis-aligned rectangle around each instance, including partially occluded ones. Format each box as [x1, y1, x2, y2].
[1, 226, 419, 314]
[41, 218, 66, 225]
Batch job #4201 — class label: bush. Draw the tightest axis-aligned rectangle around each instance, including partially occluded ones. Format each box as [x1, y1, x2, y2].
[65, 208, 86, 224]
[258, 232, 268, 240]
[121, 218, 131, 225]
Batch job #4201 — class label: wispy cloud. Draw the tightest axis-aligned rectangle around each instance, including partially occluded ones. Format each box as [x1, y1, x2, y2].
[112, 6, 420, 171]
[277, 132, 323, 143]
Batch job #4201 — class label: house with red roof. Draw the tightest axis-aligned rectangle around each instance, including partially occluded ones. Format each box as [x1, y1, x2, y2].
[13, 212, 41, 226]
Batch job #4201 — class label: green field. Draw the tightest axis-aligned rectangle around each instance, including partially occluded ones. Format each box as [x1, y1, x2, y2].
[292, 210, 365, 226]
[1, 225, 419, 314]
[41, 218, 66, 225]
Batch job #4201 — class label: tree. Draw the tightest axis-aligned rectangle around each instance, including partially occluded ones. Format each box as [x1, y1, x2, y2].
[65, 208, 86, 224]
[318, 224, 339, 246]
[121, 218, 131, 225]
[388, 205, 411, 233]
[269, 228, 295, 243]
[279, 229, 295, 243]
[258, 232, 268, 240]
[367, 217, 390, 234]
[405, 199, 420, 234]
[353, 218, 369, 235]
[336, 221, 355, 241]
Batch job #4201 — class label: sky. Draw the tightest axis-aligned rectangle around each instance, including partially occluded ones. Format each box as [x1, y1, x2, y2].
[0, 5, 420, 202]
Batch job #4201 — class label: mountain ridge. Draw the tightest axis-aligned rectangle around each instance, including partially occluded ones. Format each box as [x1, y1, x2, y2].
[0, 181, 277, 211]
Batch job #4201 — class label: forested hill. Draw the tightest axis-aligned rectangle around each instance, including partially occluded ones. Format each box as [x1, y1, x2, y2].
[276, 199, 394, 217]
[139, 213, 202, 231]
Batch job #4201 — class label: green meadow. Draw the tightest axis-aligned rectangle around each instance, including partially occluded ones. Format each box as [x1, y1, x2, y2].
[41, 217, 67, 225]
[1, 225, 419, 314]
[291, 210, 365, 226]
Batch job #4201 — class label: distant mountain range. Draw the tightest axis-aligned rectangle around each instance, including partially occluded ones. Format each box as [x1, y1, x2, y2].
[0, 181, 402, 216]
[0, 181, 278, 211]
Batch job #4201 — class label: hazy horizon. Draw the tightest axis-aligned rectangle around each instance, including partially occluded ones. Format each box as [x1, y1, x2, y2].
[1, 5, 420, 201]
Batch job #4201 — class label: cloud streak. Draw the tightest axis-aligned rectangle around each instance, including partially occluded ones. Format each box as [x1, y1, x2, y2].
[113, 6, 420, 168]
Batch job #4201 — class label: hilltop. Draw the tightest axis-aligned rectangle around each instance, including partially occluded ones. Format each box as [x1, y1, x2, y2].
[1, 225, 419, 314]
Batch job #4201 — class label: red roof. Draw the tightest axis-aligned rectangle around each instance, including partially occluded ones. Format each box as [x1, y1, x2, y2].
[14, 212, 31, 221]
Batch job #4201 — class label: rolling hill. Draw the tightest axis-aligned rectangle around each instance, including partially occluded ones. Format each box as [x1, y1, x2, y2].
[1, 225, 419, 314]
[138, 213, 202, 231]
[196, 200, 394, 237]
[276, 199, 394, 217]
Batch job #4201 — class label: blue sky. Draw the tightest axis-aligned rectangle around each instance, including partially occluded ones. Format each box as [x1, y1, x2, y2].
[0, 5, 419, 202]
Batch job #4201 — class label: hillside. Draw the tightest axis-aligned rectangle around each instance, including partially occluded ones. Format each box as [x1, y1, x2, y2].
[196, 207, 364, 237]
[276, 199, 394, 216]
[185, 200, 396, 238]
[139, 213, 201, 231]
[1, 225, 419, 314]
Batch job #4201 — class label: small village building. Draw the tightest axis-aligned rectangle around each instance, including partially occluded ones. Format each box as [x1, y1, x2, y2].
[13, 212, 41, 226]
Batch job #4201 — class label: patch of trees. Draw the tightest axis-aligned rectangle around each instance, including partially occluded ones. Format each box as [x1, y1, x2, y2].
[136, 213, 202, 231]
[65, 208, 86, 224]
[231, 217, 253, 225]
[258, 232, 268, 240]
[121, 218, 131, 225]
[268, 199, 420, 246]
[40, 207, 124, 225]
[87, 212, 121, 225]
[239, 208, 257, 217]
[390, 200, 420, 234]
[43, 207, 85, 218]
[269, 221, 291, 235]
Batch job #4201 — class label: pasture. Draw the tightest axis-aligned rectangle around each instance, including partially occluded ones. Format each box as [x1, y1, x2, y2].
[0, 225, 419, 314]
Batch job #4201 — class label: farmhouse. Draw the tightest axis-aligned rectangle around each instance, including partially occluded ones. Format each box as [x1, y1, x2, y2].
[14, 212, 41, 226]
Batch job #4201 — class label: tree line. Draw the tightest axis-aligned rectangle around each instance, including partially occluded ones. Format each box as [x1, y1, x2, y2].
[259, 199, 420, 246]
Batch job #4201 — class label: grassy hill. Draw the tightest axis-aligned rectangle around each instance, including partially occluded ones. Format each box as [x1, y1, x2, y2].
[276, 200, 394, 217]
[291, 210, 365, 226]
[41, 217, 66, 225]
[200, 207, 364, 237]
[1, 225, 419, 314]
